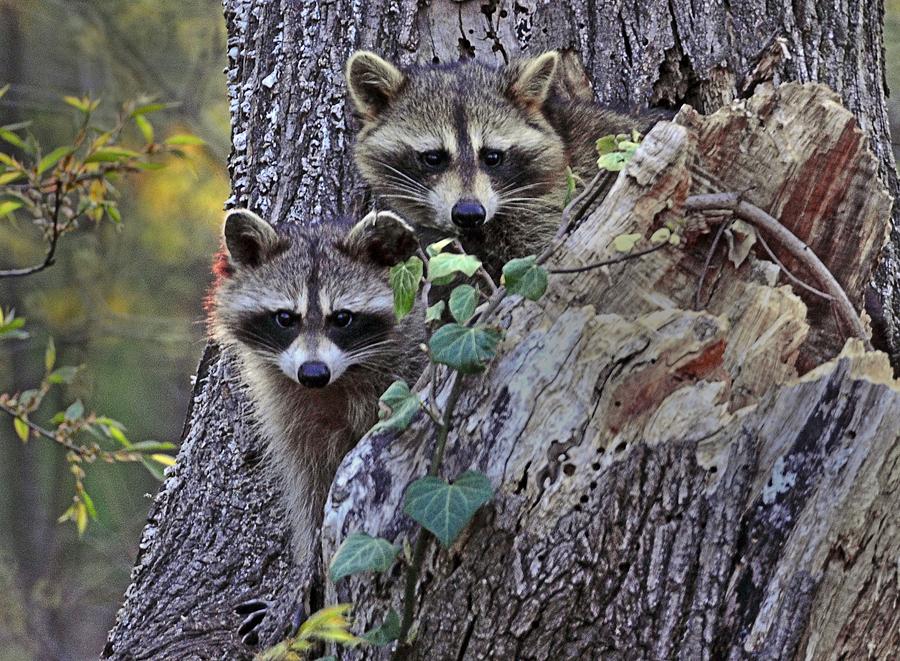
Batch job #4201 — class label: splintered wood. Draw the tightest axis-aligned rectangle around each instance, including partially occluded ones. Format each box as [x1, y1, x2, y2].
[324, 83, 899, 660]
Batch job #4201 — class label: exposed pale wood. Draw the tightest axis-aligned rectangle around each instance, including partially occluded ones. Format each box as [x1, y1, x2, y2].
[104, 1, 900, 659]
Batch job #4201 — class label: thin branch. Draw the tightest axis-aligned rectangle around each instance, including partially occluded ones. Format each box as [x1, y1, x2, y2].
[0, 179, 64, 278]
[684, 192, 870, 349]
[0, 401, 84, 454]
[694, 219, 729, 310]
[549, 242, 669, 275]
[754, 229, 833, 301]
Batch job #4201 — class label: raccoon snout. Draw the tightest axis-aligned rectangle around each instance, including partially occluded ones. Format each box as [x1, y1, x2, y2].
[451, 200, 486, 230]
[297, 361, 331, 388]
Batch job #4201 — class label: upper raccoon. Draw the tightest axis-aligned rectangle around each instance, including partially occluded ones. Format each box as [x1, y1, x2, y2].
[346, 50, 654, 275]
[209, 208, 426, 560]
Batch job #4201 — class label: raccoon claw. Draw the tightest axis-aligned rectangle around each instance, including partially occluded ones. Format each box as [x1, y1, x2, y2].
[235, 598, 272, 646]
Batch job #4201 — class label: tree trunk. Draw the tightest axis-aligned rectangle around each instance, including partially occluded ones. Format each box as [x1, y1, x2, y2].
[103, 1, 899, 659]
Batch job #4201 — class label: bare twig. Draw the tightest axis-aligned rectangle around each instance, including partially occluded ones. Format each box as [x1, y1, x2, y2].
[684, 192, 870, 349]
[0, 179, 64, 278]
[694, 220, 729, 310]
[549, 242, 669, 275]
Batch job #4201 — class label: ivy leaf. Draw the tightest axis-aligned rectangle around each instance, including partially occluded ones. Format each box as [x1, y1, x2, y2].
[329, 532, 399, 582]
[596, 134, 618, 155]
[501, 255, 548, 301]
[372, 380, 420, 432]
[403, 471, 493, 547]
[429, 323, 501, 374]
[426, 238, 455, 257]
[448, 284, 478, 324]
[427, 253, 482, 282]
[597, 151, 629, 172]
[425, 300, 446, 323]
[48, 366, 79, 384]
[36, 146, 75, 175]
[362, 609, 401, 646]
[389, 256, 423, 320]
[612, 233, 642, 253]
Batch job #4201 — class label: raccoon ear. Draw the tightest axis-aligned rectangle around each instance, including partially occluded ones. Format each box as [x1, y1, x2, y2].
[346, 51, 405, 120]
[506, 51, 560, 107]
[345, 210, 419, 267]
[223, 208, 281, 269]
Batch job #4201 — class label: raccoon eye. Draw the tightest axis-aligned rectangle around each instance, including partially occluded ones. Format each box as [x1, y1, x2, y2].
[419, 150, 448, 170]
[481, 149, 504, 168]
[273, 310, 298, 328]
[331, 310, 353, 328]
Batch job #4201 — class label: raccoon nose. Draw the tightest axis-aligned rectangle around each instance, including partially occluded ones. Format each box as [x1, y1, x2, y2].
[451, 200, 486, 230]
[297, 361, 331, 388]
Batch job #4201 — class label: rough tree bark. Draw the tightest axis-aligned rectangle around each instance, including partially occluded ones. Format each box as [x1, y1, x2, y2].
[104, 1, 899, 659]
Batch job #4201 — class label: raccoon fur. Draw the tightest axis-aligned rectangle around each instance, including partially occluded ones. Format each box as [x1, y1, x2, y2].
[209, 208, 426, 560]
[345, 50, 658, 275]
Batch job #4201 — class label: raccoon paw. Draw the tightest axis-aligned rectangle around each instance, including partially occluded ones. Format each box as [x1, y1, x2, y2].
[234, 598, 272, 646]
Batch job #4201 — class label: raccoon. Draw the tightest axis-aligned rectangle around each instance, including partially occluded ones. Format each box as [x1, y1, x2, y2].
[345, 50, 656, 275]
[209, 208, 426, 560]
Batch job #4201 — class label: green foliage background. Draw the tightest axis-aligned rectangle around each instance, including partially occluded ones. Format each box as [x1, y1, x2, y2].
[0, 1, 227, 658]
[0, 1, 896, 659]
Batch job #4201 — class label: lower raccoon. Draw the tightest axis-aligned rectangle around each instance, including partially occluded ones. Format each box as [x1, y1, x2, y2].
[209, 208, 426, 560]
[345, 50, 659, 275]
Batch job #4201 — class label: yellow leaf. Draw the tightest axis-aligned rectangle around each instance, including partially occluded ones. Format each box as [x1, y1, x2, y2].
[45, 337, 56, 372]
[151, 453, 176, 466]
[612, 233, 642, 253]
[13, 417, 28, 442]
[75, 501, 88, 536]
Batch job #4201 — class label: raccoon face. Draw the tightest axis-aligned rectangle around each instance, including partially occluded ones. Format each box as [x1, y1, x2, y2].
[211, 208, 418, 389]
[347, 51, 568, 243]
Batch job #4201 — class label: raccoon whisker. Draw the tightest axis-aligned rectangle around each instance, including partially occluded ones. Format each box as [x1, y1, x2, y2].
[374, 160, 431, 194]
[381, 193, 430, 205]
[496, 182, 547, 196]
[378, 177, 429, 198]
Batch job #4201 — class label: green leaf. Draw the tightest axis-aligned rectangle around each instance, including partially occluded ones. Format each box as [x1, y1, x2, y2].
[0, 84, 8, 101]
[597, 151, 628, 172]
[48, 366, 79, 384]
[81, 490, 98, 520]
[425, 301, 446, 323]
[164, 133, 206, 146]
[127, 440, 177, 452]
[63, 95, 91, 112]
[36, 146, 75, 175]
[141, 458, 166, 481]
[372, 380, 420, 433]
[64, 399, 84, 422]
[426, 238, 455, 257]
[84, 148, 142, 163]
[650, 227, 671, 244]
[596, 134, 618, 155]
[563, 166, 577, 206]
[448, 284, 478, 324]
[612, 233, 642, 253]
[130, 102, 171, 117]
[0, 171, 25, 185]
[0, 200, 23, 217]
[134, 114, 154, 144]
[44, 337, 56, 372]
[427, 252, 481, 282]
[501, 255, 548, 301]
[388, 256, 423, 320]
[329, 532, 399, 582]
[429, 323, 502, 374]
[362, 609, 401, 646]
[13, 417, 29, 442]
[0, 129, 28, 152]
[403, 471, 493, 547]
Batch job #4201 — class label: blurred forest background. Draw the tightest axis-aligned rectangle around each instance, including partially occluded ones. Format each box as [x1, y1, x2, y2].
[0, 1, 896, 659]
